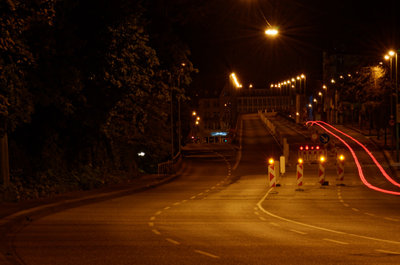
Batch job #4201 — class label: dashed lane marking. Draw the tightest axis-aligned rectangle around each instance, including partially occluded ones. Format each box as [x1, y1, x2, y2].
[352, 208, 360, 212]
[259, 217, 266, 221]
[384, 217, 399, 222]
[375, 249, 400, 255]
[152, 229, 161, 235]
[290, 229, 307, 235]
[166, 238, 180, 245]
[323, 238, 349, 245]
[164, 206, 170, 210]
[148, 222, 154, 227]
[194, 250, 220, 259]
[190, 196, 196, 199]
[155, 211, 162, 215]
[150, 216, 156, 221]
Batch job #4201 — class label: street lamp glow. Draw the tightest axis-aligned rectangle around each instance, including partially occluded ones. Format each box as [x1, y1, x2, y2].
[389, 50, 395, 57]
[331, 79, 336, 83]
[300, 74, 305, 79]
[230, 72, 242, 88]
[265, 28, 279, 36]
[318, 92, 322, 96]
[192, 111, 196, 116]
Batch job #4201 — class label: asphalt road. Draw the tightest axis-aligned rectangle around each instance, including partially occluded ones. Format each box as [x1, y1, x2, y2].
[6, 114, 400, 264]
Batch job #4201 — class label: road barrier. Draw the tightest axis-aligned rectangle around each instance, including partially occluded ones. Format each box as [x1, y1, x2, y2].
[296, 159, 304, 187]
[318, 156, 326, 185]
[268, 159, 276, 188]
[337, 154, 345, 183]
[298, 145, 327, 163]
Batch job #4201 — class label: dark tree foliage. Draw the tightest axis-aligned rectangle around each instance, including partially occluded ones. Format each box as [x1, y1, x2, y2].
[0, 0, 196, 200]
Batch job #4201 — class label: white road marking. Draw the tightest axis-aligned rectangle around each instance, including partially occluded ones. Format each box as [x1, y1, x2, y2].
[164, 206, 170, 210]
[152, 229, 161, 235]
[259, 217, 266, 221]
[375, 249, 400, 255]
[150, 216, 156, 221]
[323, 238, 349, 245]
[190, 196, 196, 199]
[194, 249, 220, 259]
[166, 238, 180, 245]
[148, 222, 154, 227]
[352, 208, 360, 212]
[257, 188, 400, 245]
[364, 212, 375, 217]
[173, 202, 181, 206]
[254, 212, 259, 216]
[181, 200, 188, 203]
[343, 203, 349, 207]
[290, 229, 307, 235]
[198, 193, 204, 196]
[270, 222, 280, 227]
[211, 186, 216, 190]
[384, 217, 399, 222]
[205, 189, 210, 193]
[155, 211, 162, 215]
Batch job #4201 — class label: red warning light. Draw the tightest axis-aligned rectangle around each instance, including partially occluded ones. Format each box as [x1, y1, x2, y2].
[316, 146, 320, 150]
[305, 145, 309, 150]
[300, 146, 304, 151]
[311, 146, 314, 150]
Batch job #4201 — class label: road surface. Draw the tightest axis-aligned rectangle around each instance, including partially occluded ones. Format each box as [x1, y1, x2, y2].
[4, 114, 400, 264]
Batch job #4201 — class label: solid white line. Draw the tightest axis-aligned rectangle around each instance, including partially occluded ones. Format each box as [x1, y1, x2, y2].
[152, 229, 161, 235]
[375, 249, 400, 255]
[290, 229, 307, 235]
[194, 249, 220, 259]
[166, 238, 180, 245]
[257, 188, 400, 245]
[323, 238, 349, 245]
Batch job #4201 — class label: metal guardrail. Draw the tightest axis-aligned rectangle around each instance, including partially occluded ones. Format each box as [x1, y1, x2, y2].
[157, 152, 181, 177]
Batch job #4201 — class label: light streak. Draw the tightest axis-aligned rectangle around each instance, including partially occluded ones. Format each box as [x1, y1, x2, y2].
[316, 121, 400, 188]
[306, 121, 400, 195]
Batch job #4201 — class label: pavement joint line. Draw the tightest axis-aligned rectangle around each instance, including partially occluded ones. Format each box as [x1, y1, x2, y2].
[323, 238, 349, 245]
[148, 222, 154, 227]
[194, 249, 220, 259]
[152, 229, 161, 235]
[375, 249, 400, 255]
[257, 187, 400, 245]
[290, 229, 307, 235]
[166, 238, 180, 245]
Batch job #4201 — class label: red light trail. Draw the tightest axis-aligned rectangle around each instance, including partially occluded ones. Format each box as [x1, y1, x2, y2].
[306, 121, 400, 195]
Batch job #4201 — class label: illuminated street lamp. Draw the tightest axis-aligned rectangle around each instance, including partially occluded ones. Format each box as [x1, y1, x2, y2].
[387, 50, 399, 161]
[265, 27, 279, 37]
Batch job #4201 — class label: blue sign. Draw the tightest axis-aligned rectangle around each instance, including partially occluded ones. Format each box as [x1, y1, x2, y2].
[211, 131, 228, 136]
[320, 133, 330, 144]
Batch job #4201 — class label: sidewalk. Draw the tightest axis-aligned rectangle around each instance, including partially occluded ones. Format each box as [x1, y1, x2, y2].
[0, 165, 187, 224]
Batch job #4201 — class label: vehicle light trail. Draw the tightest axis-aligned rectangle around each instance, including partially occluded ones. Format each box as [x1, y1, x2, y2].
[316, 121, 400, 189]
[306, 121, 400, 195]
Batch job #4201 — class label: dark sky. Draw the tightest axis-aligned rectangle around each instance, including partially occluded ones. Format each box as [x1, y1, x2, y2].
[178, 0, 400, 97]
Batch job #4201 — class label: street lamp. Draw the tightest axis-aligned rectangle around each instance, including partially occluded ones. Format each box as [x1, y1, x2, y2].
[387, 50, 398, 161]
[265, 27, 279, 37]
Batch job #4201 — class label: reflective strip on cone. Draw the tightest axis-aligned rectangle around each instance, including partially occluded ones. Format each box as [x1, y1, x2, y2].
[297, 164, 303, 186]
[268, 164, 276, 187]
[319, 162, 325, 184]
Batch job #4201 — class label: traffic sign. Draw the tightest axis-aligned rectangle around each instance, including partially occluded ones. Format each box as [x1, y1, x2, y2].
[320, 133, 330, 144]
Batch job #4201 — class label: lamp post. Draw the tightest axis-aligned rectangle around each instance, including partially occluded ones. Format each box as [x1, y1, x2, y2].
[388, 50, 399, 162]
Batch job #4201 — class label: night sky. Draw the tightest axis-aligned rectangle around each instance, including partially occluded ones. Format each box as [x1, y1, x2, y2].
[179, 0, 400, 97]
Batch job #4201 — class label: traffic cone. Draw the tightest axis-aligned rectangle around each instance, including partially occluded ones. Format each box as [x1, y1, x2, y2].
[337, 154, 345, 186]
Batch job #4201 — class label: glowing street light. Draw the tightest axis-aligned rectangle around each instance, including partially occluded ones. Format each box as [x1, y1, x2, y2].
[230, 72, 242, 88]
[265, 27, 279, 36]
